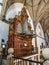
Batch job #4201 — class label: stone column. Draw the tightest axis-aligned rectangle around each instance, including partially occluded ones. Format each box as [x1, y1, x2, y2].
[33, 21, 39, 61]
[33, 21, 38, 48]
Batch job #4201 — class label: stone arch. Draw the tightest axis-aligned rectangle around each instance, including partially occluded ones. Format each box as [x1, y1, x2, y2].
[5, 3, 34, 30]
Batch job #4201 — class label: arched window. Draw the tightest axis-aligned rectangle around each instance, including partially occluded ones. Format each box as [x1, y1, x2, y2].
[0, 0, 3, 14]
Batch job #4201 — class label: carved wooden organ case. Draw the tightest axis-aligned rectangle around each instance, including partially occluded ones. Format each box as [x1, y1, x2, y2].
[7, 7, 33, 57]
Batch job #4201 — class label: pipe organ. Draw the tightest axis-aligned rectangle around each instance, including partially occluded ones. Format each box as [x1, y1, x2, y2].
[7, 6, 34, 57]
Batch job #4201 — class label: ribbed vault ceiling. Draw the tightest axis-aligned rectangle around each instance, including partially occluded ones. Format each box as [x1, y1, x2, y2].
[0, 0, 49, 36]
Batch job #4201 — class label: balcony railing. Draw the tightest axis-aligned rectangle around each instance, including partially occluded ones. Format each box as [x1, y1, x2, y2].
[0, 55, 44, 65]
[13, 56, 44, 65]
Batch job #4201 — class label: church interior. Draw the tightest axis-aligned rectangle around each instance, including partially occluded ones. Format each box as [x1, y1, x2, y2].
[0, 0, 49, 65]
